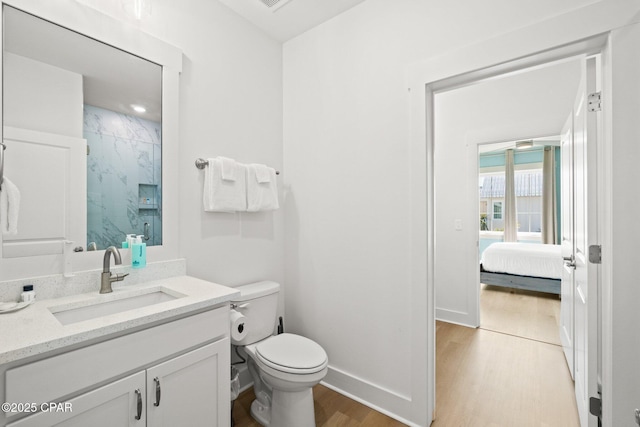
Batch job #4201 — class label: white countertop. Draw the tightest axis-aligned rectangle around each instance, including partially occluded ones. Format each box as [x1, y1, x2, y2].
[0, 276, 239, 365]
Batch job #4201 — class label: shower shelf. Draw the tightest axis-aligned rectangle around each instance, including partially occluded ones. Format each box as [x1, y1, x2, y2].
[138, 204, 159, 210]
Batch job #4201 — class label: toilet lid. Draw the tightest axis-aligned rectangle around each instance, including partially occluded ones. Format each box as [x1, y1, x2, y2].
[255, 333, 327, 373]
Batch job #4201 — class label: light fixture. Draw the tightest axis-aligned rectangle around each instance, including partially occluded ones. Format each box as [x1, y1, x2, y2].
[122, 0, 151, 20]
[131, 104, 146, 113]
[515, 140, 533, 150]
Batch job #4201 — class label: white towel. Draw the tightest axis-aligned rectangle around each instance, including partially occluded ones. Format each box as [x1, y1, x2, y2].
[203, 158, 247, 212]
[219, 157, 238, 181]
[247, 164, 279, 212]
[253, 163, 271, 183]
[0, 177, 20, 236]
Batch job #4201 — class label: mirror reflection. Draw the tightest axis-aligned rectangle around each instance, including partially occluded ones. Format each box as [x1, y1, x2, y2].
[2, 5, 162, 255]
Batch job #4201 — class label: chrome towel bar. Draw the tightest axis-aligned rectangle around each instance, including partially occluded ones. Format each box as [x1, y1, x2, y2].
[195, 158, 280, 175]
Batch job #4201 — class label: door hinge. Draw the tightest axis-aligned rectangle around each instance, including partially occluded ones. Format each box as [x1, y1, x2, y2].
[590, 396, 602, 418]
[589, 245, 602, 264]
[588, 92, 602, 112]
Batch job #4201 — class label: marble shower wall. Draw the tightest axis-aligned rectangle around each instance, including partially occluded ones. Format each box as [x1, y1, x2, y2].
[84, 104, 162, 249]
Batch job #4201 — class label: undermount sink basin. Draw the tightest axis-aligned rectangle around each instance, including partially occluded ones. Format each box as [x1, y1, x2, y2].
[49, 287, 184, 325]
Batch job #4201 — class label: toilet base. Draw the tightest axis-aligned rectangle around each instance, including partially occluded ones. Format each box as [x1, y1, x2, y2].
[250, 399, 271, 426]
[250, 387, 316, 427]
[270, 387, 316, 427]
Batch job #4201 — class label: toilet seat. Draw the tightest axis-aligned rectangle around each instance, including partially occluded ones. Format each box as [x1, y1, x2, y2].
[253, 333, 328, 375]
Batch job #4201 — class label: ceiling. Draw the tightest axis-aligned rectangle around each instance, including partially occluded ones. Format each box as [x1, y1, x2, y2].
[4, 6, 162, 122]
[217, 0, 369, 42]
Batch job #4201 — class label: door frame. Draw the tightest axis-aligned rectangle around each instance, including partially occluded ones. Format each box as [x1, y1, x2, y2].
[429, 41, 606, 425]
[473, 133, 564, 331]
[406, 5, 637, 423]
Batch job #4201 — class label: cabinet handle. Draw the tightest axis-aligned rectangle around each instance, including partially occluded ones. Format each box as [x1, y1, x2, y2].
[154, 377, 161, 407]
[134, 389, 142, 420]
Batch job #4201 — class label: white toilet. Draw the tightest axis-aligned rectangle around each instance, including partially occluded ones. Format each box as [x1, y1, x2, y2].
[230, 281, 328, 427]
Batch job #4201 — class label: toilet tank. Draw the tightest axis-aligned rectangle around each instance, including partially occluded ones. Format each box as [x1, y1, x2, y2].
[230, 281, 279, 345]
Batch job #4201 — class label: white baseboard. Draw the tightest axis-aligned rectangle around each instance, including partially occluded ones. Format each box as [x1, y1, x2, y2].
[233, 362, 253, 394]
[234, 361, 423, 426]
[322, 365, 422, 427]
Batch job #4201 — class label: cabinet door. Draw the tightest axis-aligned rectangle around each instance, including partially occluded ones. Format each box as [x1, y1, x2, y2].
[147, 339, 230, 427]
[7, 371, 145, 427]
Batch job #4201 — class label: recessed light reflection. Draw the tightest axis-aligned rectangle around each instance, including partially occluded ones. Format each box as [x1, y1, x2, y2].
[131, 104, 146, 113]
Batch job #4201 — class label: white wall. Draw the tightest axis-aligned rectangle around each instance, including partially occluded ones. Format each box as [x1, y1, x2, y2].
[144, 1, 285, 289]
[434, 59, 581, 326]
[283, 0, 608, 424]
[4, 52, 82, 137]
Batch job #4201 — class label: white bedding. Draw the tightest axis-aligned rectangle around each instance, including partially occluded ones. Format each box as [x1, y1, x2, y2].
[481, 242, 563, 279]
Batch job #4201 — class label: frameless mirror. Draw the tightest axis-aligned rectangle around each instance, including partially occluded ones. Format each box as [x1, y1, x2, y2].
[2, 5, 162, 256]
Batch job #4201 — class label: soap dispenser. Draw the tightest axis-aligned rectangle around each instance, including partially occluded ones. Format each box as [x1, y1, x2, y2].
[131, 235, 146, 269]
[121, 234, 135, 264]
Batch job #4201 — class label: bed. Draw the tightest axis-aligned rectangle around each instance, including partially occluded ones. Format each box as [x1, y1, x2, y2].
[480, 242, 563, 295]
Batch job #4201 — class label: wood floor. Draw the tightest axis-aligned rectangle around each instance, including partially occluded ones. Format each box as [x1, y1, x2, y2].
[433, 285, 579, 426]
[233, 286, 578, 427]
[480, 284, 561, 345]
[232, 384, 406, 427]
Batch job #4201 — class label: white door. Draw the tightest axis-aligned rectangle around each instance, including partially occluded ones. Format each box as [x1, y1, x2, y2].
[560, 113, 575, 379]
[560, 56, 600, 427]
[573, 56, 600, 427]
[2, 126, 86, 257]
[146, 340, 230, 427]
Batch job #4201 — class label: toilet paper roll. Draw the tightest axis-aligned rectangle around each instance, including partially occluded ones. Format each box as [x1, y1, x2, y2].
[230, 309, 248, 343]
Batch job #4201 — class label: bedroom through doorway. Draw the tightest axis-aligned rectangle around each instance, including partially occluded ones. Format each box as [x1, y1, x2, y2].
[478, 138, 563, 345]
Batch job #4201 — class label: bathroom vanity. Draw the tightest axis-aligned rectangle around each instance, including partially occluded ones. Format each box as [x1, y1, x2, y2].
[0, 276, 239, 427]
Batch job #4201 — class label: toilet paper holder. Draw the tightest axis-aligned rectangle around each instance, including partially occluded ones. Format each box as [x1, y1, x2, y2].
[231, 303, 249, 309]
[230, 308, 248, 342]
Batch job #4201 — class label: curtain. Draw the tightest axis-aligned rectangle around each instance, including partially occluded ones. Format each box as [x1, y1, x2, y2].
[542, 146, 558, 244]
[503, 149, 518, 242]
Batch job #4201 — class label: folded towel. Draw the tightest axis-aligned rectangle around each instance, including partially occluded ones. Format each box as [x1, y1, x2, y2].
[247, 164, 279, 212]
[203, 158, 247, 212]
[0, 177, 20, 236]
[252, 163, 271, 183]
[219, 157, 237, 181]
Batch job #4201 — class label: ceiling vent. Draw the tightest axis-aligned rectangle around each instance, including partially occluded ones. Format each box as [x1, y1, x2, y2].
[258, 0, 294, 12]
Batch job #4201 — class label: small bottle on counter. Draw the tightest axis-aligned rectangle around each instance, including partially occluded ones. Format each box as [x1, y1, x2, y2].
[20, 285, 35, 303]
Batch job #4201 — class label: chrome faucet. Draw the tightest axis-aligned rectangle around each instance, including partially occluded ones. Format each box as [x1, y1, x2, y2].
[100, 246, 129, 294]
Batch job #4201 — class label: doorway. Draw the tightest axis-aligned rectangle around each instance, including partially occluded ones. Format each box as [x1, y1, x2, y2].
[477, 138, 563, 346]
[407, 10, 640, 424]
[433, 56, 582, 327]
[431, 51, 600, 426]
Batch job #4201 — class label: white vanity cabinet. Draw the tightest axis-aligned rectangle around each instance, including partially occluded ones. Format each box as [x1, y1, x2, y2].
[7, 372, 146, 427]
[146, 341, 226, 426]
[2, 307, 230, 427]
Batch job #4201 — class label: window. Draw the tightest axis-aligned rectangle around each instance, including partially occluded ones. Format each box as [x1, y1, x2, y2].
[514, 170, 542, 233]
[479, 173, 505, 231]
[479, 169, 543, 234]
[493, 201, 503, 219]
